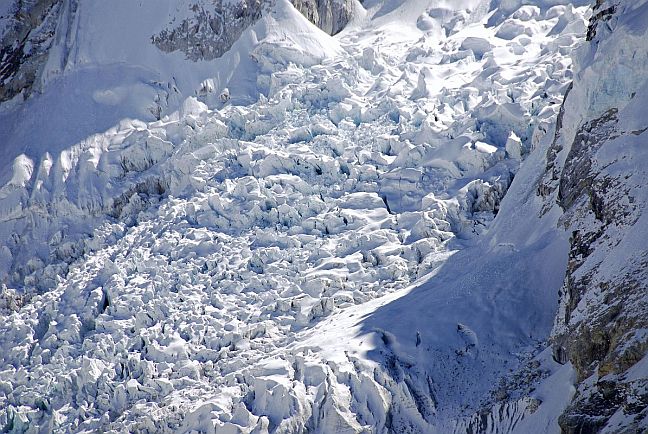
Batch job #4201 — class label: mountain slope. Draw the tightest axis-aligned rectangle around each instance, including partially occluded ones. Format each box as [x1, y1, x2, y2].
[540, 0, 648, 431]
[1, 0, 646, 433]
[0, 0, 355, 101]
[0, 0, 356, 186]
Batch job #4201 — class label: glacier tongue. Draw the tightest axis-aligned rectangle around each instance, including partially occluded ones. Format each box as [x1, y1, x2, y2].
[0, 0, 594, 432]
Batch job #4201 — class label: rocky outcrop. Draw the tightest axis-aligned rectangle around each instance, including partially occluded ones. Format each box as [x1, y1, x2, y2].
[0, 0, 65, 102]
[552, 106, 648, 434]
[540, 0, 648, 431]
[150, 0, 355, 61]
[291, 0, 354, 35]
[151, 0, 265, 61]
[0, 0, 354, 102]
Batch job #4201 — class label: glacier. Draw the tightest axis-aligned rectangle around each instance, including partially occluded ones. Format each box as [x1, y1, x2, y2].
[0, 0, 646, 432]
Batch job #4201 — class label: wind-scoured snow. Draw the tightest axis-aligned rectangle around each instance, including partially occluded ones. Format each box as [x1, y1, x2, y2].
[0, 0, 598, 432]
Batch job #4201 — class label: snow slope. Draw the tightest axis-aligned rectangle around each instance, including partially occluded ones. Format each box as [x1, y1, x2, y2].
[3, 0, 643, 432]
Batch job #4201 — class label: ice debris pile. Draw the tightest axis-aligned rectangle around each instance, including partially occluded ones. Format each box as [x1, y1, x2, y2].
[0, 0, 593, 432]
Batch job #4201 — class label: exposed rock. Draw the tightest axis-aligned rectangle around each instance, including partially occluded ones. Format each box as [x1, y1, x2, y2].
[152, 0, 354, 61]
[585, 1, 616, 41]
[291, 0, 355, 35]
[0, 0, 355, 102]
[540, 0, 648, 430]
[0, 0, 65, 102]
[151, 0, 265, 61]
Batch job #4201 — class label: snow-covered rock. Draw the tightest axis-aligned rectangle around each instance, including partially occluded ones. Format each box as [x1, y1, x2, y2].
[536, 0, 648, 431]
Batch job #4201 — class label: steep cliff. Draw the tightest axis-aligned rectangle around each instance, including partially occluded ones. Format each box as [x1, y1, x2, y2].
[0, 0, 62, 101]
[539, 0, 648, 431]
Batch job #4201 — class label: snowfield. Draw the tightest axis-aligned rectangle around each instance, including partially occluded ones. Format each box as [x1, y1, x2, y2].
[3, 0, 638, 432]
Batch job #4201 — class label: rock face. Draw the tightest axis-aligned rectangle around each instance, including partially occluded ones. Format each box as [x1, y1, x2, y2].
[0, 0, 65, 102]
[290, 0, 354, 35]
[539, 0, 648, 431]
[151, 0, 265, 61]
[0, 0, 354, 102]
[152, 0, 354, 60]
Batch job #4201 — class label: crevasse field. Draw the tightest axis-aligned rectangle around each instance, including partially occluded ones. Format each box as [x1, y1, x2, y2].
[1, 0, 646, 432]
